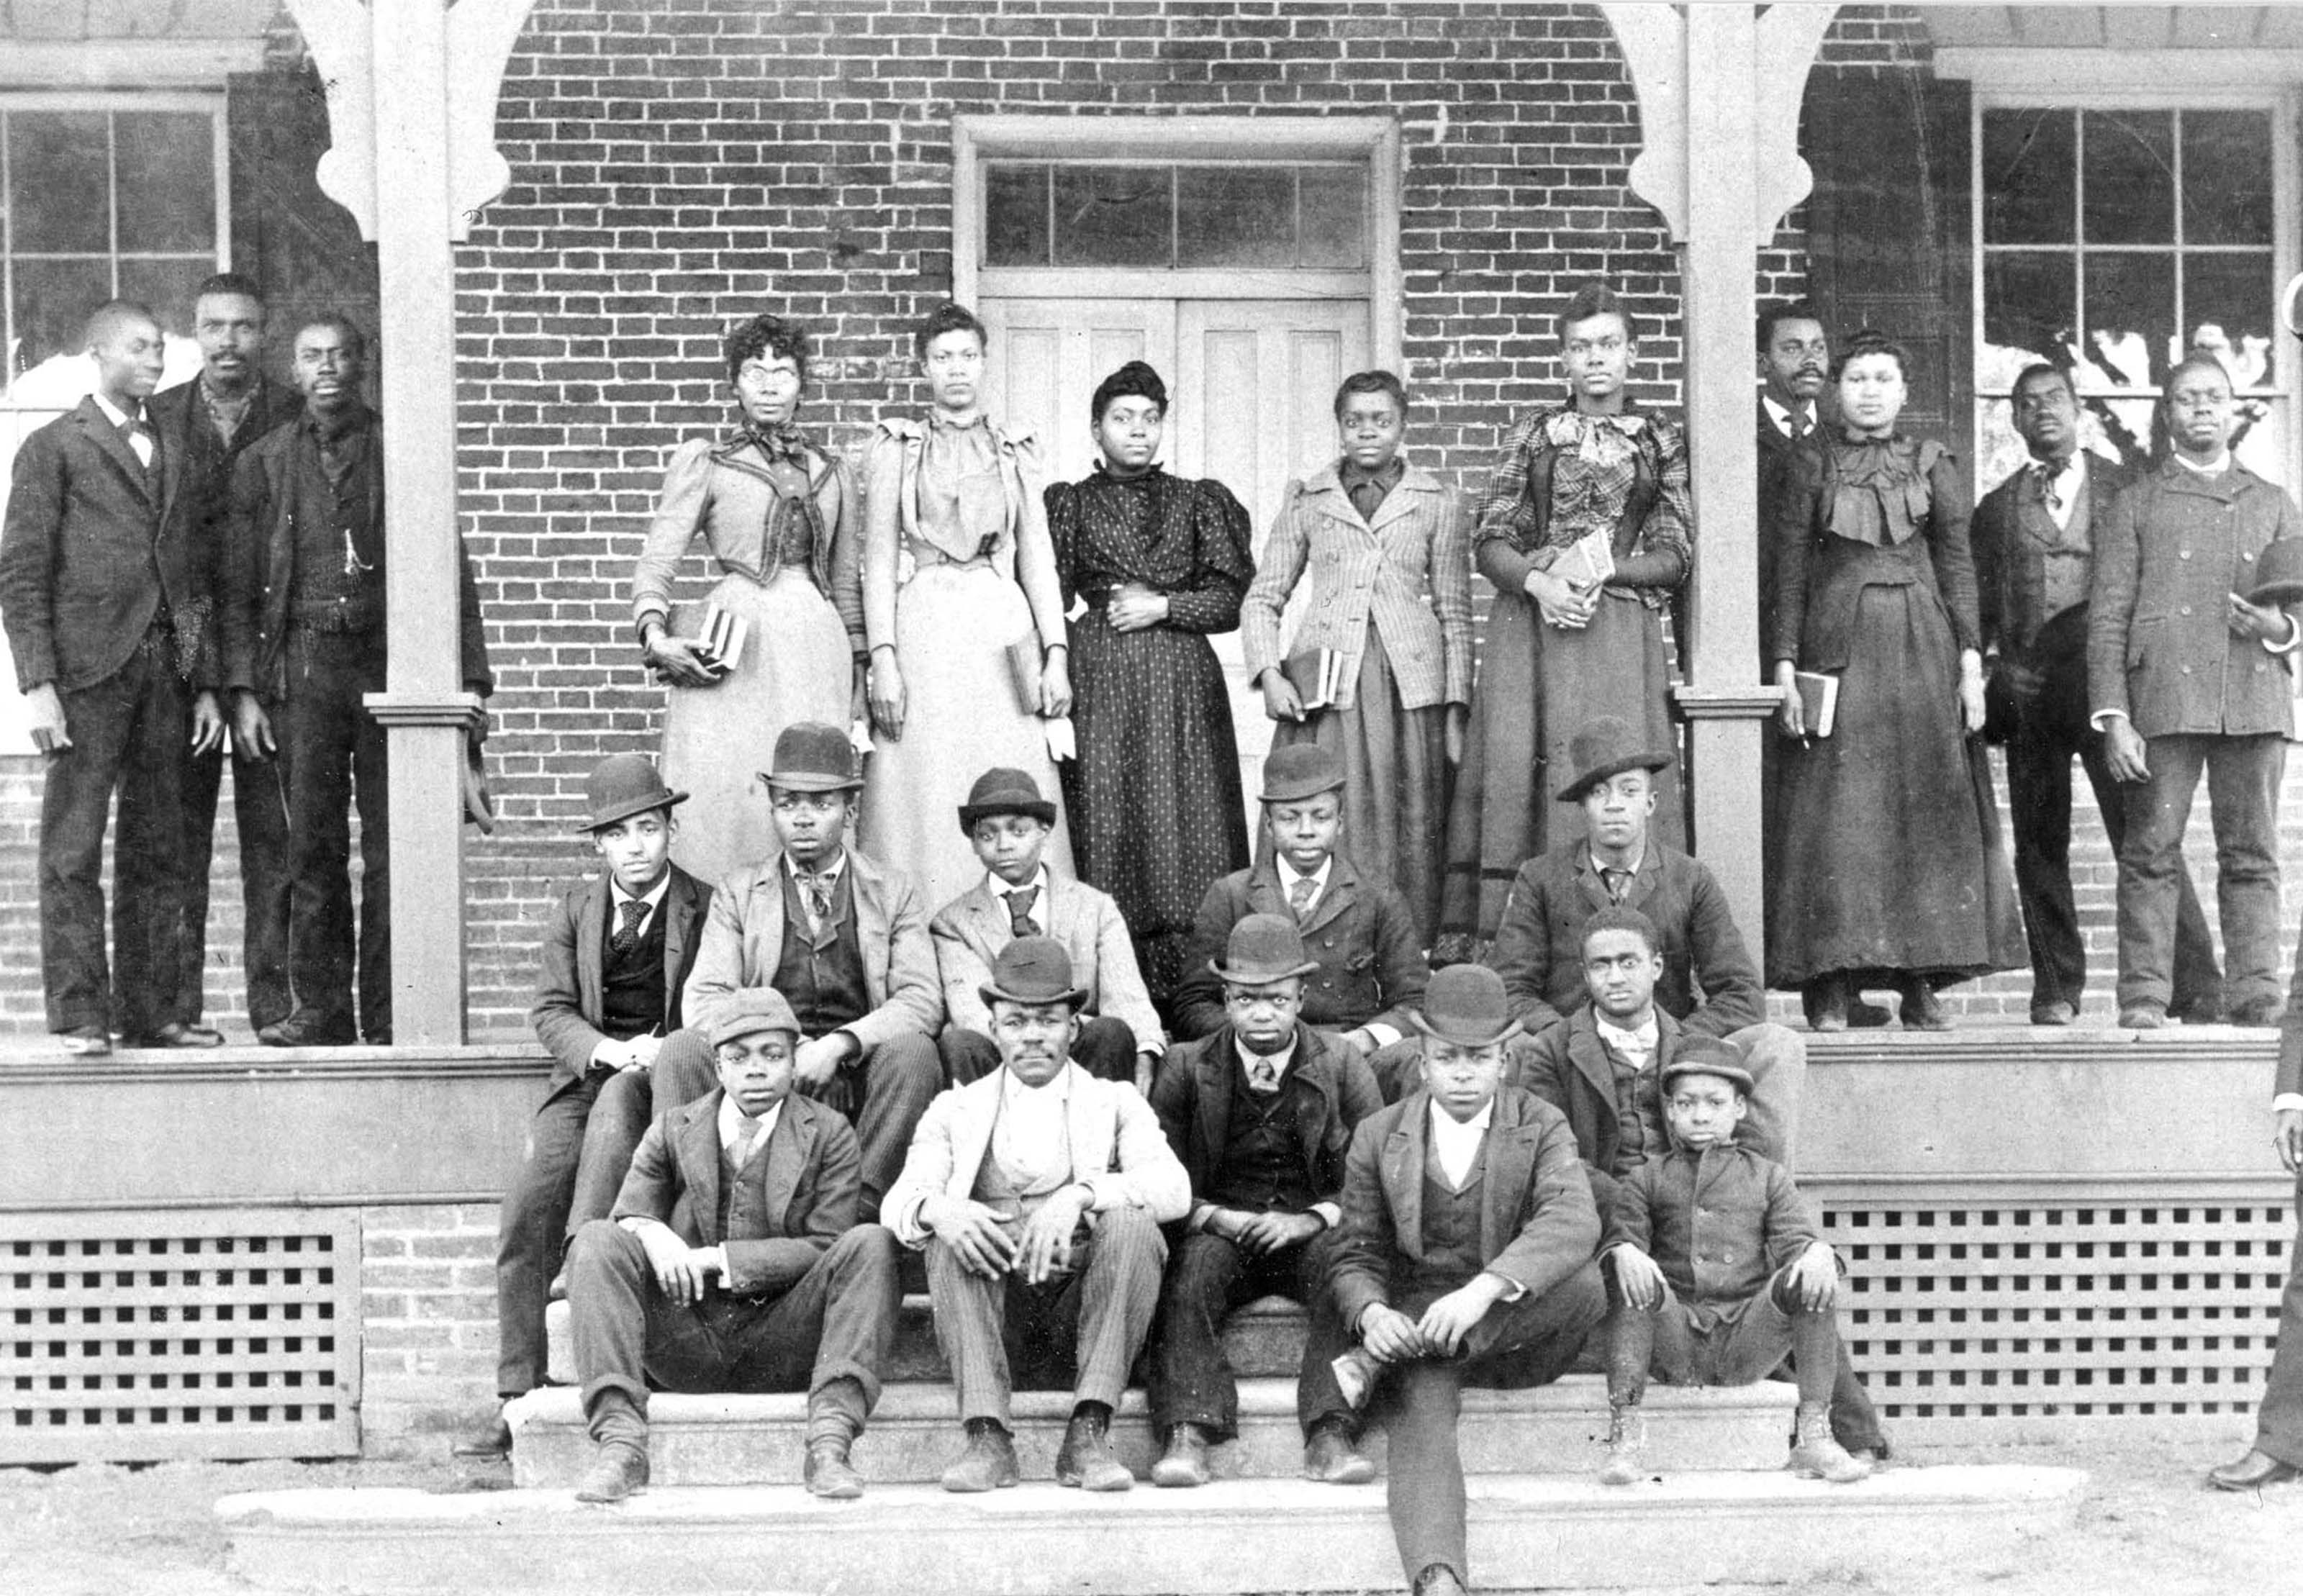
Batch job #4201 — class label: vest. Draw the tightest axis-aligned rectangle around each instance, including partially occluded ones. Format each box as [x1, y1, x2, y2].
[1403, 1133, 1488, 1297]
[2035, 469, 2094, 622]
[773, 866, 872, 1035]
[599, 896, 669, 1041]
[714, 1133, 776, 1243]
[1206, 1063, 1320, 1215]
[289, 419, 383, 614]
[1602, 1039, 1663, 1171]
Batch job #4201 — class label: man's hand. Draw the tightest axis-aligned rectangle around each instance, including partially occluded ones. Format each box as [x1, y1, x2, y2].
[230, 690, 275, 760]
[1231, 1210, 1324, 1257]
[1444, 702, 1468, 766]
[1773, 662, 1804, 738]
[1416, 1273, 1509, 1356]
[2101, 715, 2150, 783]
[25, 683, 69, 754]
[1017, 1186, 1090, 1284]
[928, 1199, 1020, 1279]
[1785, 1241, 1838, 1310]
[792, 1034, 851, 1089]
[2277, 1107, 2303, 1174]
[1958, 650, 1987, 736]
[633, 1223, 720, 1306]
[1335, 1028, 1377, 1058]
[1611, 1245, 1668, 1311]
[1106, 584, 1169, 634]
[626, 1033, 664, 1072]
[1259, 669, 1307, 724]
[1039, 650, 1074, 719]
[189, 689, 226, 756]
[1526, 569, 1594, 631]
[1358, 1302, 1424, 1364]
[641, 622, 720, 688]
[2230, 592, 2291, 644]
[867, 653, 907, 739]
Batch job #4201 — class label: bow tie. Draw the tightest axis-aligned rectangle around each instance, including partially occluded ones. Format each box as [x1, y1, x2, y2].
[743, 423, 807, 462]
[1542, 410, 1644, 463]
[2030, 459, 2066, 512]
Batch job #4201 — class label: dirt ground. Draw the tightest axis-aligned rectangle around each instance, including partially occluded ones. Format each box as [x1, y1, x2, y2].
[0, 1435, 2296, 1596]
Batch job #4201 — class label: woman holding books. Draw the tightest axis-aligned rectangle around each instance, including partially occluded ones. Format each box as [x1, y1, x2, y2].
[858, 301, 1072, 909]
[1767, 330, 2022, 1029]
[1046, 358, 1255, 1015]
[1434, 282, 1691, 961]
[1242, 369, 1472, 938]
[632, 312, 863, 886]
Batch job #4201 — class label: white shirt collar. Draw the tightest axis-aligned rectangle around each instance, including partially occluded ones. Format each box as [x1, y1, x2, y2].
[1596, 1012, 1660, 1052]
[1428, 1098, 1494, 1189]
[1275, 852, 1333, 898]
[985, 866, 1050, 903]
[785, 848, 846, 882]
[1001, 1059, 1077, 1107]
[1585, 841, 1646, 879]
[1233, 1033, 1299, 1082]
[2175, 449, 2234, 476]
[718, 1093, 782, 1159]
[611, 870, 674, 912]
[89, 391, 142, 428]
[1760, 394, 1814, 438]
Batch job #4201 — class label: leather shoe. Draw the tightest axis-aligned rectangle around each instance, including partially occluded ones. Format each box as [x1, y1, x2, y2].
[452, 1410, 512, 1459]
[2119, 1005, 2168, 1031]
[127, 1021, 225, 1049]
[1150, 1423, 1212, 1487]
[803, 1436, 865, 1500]
[1302, 1423, 1375, 1484]
[1847, 995, 1893, 1028]
[941, 1419, 1020, 1493]
[57, 1027, 111, 1058]
[1897, 979, 1950, 1030]
[1055, 1406, 1133, 1492]
[2229, 997, 2287, 1028]
[2208, 1448, 2300, 1491]
[1411, 1564, 1469, 1596]
[258, 1012, 358, 1048]
[1804, 976, 1848, 1033]
[2029, 1000, 2076, 1028]
[574, 1443, 648, 1503]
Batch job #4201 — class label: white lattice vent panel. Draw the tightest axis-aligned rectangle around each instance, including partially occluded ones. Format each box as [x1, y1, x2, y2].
[1, 1208, 361, 1463]
[1822, 1197, 2291, 1440]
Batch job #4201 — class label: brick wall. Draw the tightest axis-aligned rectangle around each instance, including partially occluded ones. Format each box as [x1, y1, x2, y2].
[360, 1202, 499, 1450]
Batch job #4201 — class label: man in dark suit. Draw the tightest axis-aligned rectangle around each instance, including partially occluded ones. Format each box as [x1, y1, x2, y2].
[1973, 363, 2220, 1027]
[1174, 743, 1428, 1047]
[564, 987, 900, 1502]
[0, 300, 225, 1054]
[2089, 355, 2303, 1028]
[148, 272, 302, 1042]
[1330, 964, 1606, 1596]
[1144, 914, 1384, 1489]
[221, 312, 494, 1046]
[458, 755, 711, 1461]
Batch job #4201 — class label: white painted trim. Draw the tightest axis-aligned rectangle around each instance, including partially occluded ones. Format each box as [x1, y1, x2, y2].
[951, 113, 1395, 163]
[1369, 119, 1402, 373]
[1938, 47, 2303, 92]
[0, 42, 266, 89]
[977, 268, 1372, 301]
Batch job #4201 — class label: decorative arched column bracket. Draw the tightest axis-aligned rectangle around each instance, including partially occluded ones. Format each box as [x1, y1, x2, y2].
[286, 0, 537, 242]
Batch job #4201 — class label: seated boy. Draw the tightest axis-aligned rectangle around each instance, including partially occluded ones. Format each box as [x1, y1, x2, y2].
[1173, 743, 1428, 1048]
[1596, 1037, 1870, 1487]
[931, 766, 1162, 1088]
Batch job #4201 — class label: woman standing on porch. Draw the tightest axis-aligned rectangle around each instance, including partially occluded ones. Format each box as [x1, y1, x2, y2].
[631, 312, 861, 887]
[1046, 359, 1255, 1015]
[859, 301, 1073, 911]
[1767, 330, 2022, 1029]
[1434, 282, 1691, 962]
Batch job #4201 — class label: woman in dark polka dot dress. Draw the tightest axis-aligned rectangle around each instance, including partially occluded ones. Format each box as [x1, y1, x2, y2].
[1045, 361, 1254, 1018]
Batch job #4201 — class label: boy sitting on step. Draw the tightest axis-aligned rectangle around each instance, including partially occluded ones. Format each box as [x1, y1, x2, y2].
[1596, 1037, 1870, 1487]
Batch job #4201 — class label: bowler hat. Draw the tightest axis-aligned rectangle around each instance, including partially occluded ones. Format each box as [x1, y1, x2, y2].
[705, 987, 802, 1048]
[2245, 539, 2303, 608]
[1407, 964, 1524, 1048]
[1259, 743, 1347, 804]
[1554, 715, 1675, 804]
[957, 766, 1058, 833]
[574, 753, 688, 834]
[760, 721, 863, 794]
[1208, 912, 1321, 984]
[1659, 1035, 1755, 1097]
[979, 935, 1090, 1009]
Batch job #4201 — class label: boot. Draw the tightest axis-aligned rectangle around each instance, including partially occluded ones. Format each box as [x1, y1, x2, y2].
[1598, 1402, 1647, 1486]
[1803, 974, 1848, 1032]
[1788, 1400, 1873, 1484]
[1150, 1422, 1212, 1488]
[940, 1418, 1020, 1493]
[1896, 974, 1950, 1031]
[1302, 1419, 1376, 1484]
[804, 1435, 865, 1499]
[574, 1442, 648, 1503]
[1054, 1402, 1134, 1491]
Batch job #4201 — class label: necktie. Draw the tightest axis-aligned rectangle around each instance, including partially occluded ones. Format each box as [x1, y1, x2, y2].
[2031, 460, 2063, 513]
[801, 873, 833, 928]
[610, 897, 648, 956]
[1247, 1058, 1281, 1095]
[1004, 886, 1039, 937]
[1288, 875, 1318, 920]
[730, 1115, 765, 1166]
[1602, 867, 1631, 904]
[1789, 409, 1813, 440]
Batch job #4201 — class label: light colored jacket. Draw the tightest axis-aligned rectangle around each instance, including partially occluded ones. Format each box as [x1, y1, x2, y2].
[883, 1062, 1190, 1248]
[1240, 461, 1472, 711]
[931, 873, 1164, 1056]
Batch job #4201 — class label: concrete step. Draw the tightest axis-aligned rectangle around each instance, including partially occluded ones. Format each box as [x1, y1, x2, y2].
[217, 1466, 2088, 1594]
[505, 1372, 1798, 1488]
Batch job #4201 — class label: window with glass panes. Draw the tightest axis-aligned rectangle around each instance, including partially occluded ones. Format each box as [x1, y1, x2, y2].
[983, 161, 1367, 270]
[1976, 105, 2288, 494]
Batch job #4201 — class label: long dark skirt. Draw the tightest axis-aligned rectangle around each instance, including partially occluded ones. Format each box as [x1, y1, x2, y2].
[1766, 585, 2024, 987]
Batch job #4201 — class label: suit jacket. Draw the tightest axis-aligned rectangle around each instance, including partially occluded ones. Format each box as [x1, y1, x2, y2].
[684, 845, 944, 1051]
[882, 1061, 1191, 1248]
[931, 872, 1162, 1054]
[1606, 1140, 1819, 1312]
[611, 1087, 859, 1297]
[1172, 849, 1429, 1042]
[2086, 457, 2303, 740]
[530, 863, 712, 1095]
[1329, 1085, 1598, 1329]
[221, 407, 494, 699]
[1240, 460, 1473, 711]
[148, 375, 300, 627]
[1486, 840, 1761, 1039]
[1149, 1022, 1383, 1222]
[0, 395, 210, 693]
[1521, 1005, 1688, 1216]
[1973, 451, 2132, 666]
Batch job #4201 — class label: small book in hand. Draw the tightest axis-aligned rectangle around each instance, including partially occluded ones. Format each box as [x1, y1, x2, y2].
[1281, 646, 1347, 711]
[1005, 634, 1044, 717]
[1552, 526, 1617, 591]
[694, 604, 748, 678]
[1792, 669, 1840, 739]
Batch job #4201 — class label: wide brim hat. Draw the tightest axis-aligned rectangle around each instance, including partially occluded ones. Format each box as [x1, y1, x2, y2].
[1207, 912, 1321, 984]
[979, 935, 1090, 1009]
[957, 766, 1058, 833]
[1554, 714, 1675, 804]
[761, 720, 864, 793]
[1659, 1035, 1755, 1097]
[2245, 539, 2303, 608]
[1259, 743, 1347, 805]
[463, 743, 498, 835]
[705, 987, 803, 1048]
[1406, 964, 1524, 1049]
[574, 753, 688, 833]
